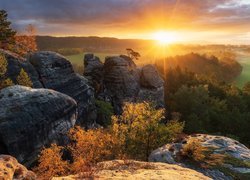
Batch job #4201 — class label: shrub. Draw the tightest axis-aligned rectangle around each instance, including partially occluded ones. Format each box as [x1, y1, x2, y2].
[95, 99, 114, 127]
[16, 68, 32, 87]
[180, 138, 224, 168]
[112, 102, 184, 160]
[0, 53, 13, 90]
[68, 126, 120, 172]
[33, 144, 69, 180]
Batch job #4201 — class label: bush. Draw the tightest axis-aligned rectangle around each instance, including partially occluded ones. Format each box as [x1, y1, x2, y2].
[68, 126, 120, 172]
[95, 99, 114, 127]
[180, 138, 224, 168]
[0, 53, 13, 90]
[112, 102, 184, 160]
[33, 144, 69, 180]
[16, 68, 33, 87]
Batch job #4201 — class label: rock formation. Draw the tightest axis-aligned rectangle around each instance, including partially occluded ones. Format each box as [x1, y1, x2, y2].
[0, 49, 43, 88]
[149, 134, 250, 179]
[0, 85, 77, 166]
[29, 51, 96, 126]
[83, 53, 104, 94]
[84, 54, 165, 114]
[52, 160, 211, 180]
[0, 155, 36, 180]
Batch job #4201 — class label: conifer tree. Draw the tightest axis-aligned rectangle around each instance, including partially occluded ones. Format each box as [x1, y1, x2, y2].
[16, 68, 32, 87]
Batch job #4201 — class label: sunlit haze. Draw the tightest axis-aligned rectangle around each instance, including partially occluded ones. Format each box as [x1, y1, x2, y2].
[1, 0, 250, 44]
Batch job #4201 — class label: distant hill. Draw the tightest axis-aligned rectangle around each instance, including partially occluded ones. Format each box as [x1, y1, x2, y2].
[36, 36, 152, 53]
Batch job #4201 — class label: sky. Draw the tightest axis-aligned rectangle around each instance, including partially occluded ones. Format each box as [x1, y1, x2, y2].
[1, 0, 250, 44]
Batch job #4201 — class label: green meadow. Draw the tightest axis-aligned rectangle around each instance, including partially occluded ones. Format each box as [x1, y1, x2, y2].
[235, 54, 250, 88]
[66, 52, 118, 65]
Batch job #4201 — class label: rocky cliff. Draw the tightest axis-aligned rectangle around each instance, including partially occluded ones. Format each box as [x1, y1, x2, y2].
[0, 85, 77, 166]
[84, 54, 164, 114]
[29, 51, 96, 126]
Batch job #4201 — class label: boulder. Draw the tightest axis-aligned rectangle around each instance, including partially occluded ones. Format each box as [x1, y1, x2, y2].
[0, 155, 36, 180]
[140, 64, 164, 89]
[149, 134, 250, 180]
[0, 85, 77, 166]
[0, 49, 43, 88]
[103, 56, 140, 113]
[29, 51, 96, 126]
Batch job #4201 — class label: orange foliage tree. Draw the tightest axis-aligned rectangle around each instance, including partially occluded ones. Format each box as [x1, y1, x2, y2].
[14, 24, 37, 57]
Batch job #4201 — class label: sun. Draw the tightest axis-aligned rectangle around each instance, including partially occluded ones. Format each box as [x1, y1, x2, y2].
[152, 31, 177, 45]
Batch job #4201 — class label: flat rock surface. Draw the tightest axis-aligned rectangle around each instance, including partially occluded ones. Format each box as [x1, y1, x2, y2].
[52, 160, 211, 180]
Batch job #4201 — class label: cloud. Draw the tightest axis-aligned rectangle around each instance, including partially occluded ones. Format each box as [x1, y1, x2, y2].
[1, 0, 250, 39]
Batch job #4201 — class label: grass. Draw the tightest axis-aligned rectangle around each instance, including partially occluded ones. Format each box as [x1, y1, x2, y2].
[235, 55, 250, 88]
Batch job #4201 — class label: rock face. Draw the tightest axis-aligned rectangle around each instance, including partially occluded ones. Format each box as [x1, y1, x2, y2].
[0, 85, 77, 166]
[83, 53, 104, 94]
[149, 134, 250, 180]
[84, 54, 165, 114]
[52, 160, 211, 180]
[29, 51, 96, 126]
[0, 49, 43, 88]
[103, 56, 140, 113]
[0, 155, 36, 180]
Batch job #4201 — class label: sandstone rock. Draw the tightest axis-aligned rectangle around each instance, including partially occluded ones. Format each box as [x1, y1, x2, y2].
[0, 49, 43, 88]
[140, 64, 164, 89]
[149, 134, 250, 180]
[52, 160, 211, 180]
[0, 85, 77, 166]
[83, 53, 104, 94]
[103, 56, 140, 113]
[0, 155, 36, 180]
[29, 51, 96, 126]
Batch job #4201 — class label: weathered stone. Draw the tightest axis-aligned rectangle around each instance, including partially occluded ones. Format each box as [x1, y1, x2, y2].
[103, 56, 140, 113]
[83, 53, 104, 94]
[0, 155, 36, 180]
[0, 85, 77, 166]
[149, 134, 250, 180]
[53, 160, 211, 180]
[140, 64, 164, 89]
[0, 49, 43, 88]
[29, 51, 96, 126]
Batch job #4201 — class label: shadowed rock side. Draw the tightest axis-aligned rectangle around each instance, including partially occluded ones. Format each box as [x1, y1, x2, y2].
[0, 155, 36, 180]
[84, 53, 104, 94]
[0, 85, 77, 166]
[52, 160, 211, 180]
[149, 134, 250, 180]
[84, 54, 164, 114]
[29, 51, 96, 126]
[0, 49, 43, 88]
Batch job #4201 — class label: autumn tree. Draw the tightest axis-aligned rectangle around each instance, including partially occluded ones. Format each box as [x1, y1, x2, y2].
[0, 53, 13, 90]
[33, 144, 69, 180]
[112, 102, 184, 160]
[0, 10, 16, 50]
[14, 24, 37, 57]
[16, 68, 33, 87]
[68, 126, 119, 172]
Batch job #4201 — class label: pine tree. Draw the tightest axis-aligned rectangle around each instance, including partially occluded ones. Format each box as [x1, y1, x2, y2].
[0, 10, 16, 50]
[16, 68, 32, 87]
[0, 53, 13, 90]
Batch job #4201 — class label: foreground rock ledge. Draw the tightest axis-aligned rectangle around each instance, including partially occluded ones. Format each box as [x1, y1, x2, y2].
[0, 85, 77, 166]
[52, 160, 211, 180]
[0, 155, 36, 180]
